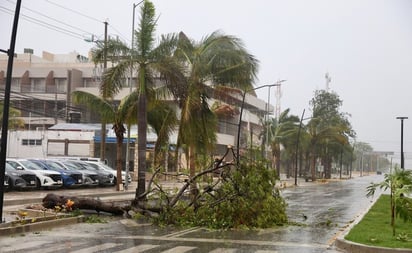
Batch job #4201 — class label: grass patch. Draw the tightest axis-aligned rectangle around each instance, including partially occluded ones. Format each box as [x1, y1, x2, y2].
[345, 194, 412, 249]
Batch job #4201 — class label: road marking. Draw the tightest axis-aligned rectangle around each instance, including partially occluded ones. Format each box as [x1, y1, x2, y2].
[23, 241, 87, 253]
[161, 246, 197, 252]
[117, 235, 327, 249]
[164, 227, 202, 238]
[255, 250, 279, 253]
[115, 244, 159, 252]
[209, 248, 238, 253]
[1, 240, 49, 252]
[69, 242, 120, 253]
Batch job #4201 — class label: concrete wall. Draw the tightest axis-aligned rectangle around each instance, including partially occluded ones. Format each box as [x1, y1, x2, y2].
[6, 130, 94, 158]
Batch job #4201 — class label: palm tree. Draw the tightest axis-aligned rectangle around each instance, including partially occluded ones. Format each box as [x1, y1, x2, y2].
[72, 91, 124, 190]
[171, 31, 259, 189]
[305, 117, 351, 180]
[122, 90, 178, 167]
[72, 89, 177, 191]
[95, 1, 184, 200]
[263, 109, 300, 176]
[367, 167, 412, 235]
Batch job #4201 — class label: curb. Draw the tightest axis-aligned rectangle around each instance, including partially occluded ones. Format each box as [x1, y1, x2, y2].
[333, 192, 412, 253]
[335, 238, 412, 253]
[0, 215, 86, 236]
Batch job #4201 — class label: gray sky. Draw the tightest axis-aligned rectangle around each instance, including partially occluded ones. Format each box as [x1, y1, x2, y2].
[1, 0, 412, 167]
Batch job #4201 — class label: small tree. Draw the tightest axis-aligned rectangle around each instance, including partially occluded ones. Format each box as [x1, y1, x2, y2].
[367, 167, 412, 236]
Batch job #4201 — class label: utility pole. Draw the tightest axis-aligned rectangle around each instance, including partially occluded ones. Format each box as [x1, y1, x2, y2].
[0, 0, 22, 223]
[100, 21, 108, 162]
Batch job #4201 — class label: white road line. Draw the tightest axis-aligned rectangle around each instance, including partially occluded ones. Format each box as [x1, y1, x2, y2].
[117, 235, 327, 249]
[114, 244, 159, 253]
[1, 240, 49, 252]
[161, 246, 197, 253]
[255, 250, 279, 253]
[69, 242, 120, 253]
[23, 241, 86, 253]
[164, 227, 201, 238]
[209, 248, 238, 253]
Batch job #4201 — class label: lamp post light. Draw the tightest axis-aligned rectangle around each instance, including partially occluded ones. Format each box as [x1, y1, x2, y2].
[125, 1, 144, 190]
[236, 80, 286, 165]
[396, 116, 408, 169]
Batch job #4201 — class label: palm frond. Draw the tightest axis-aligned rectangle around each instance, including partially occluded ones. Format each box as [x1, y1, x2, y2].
[136, 1, 156, 58]
[71, 91, 115, 121]
[101, 61, 130, 98]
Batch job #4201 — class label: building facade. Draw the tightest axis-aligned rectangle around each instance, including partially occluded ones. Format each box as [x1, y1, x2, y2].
[1, 51, 272, 171]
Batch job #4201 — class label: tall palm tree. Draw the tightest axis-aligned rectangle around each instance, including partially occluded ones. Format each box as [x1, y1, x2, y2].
[171, 31, 259, 187]
[95, 1, 184, 200]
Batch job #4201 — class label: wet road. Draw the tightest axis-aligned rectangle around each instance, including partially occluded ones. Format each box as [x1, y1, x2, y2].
[0, 175, 383, 252]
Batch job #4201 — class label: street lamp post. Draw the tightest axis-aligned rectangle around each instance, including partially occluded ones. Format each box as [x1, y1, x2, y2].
[125, 1, 143, 190]
[396, 116, 408, 169]
[294, 109, 305, 186]
[236, 80, 286, 165]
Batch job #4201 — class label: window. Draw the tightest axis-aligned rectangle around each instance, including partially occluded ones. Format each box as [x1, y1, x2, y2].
[32, 78, 45, 92]
[55, 79, 67, 93]
[22, 139, 42, 146]
[11, 78, 20, 92]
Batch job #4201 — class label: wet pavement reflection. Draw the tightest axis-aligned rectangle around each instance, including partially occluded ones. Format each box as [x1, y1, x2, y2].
[0, 175, 383, 253]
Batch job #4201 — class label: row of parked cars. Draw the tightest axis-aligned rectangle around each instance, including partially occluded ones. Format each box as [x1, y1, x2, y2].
[3, 157, 130, 191]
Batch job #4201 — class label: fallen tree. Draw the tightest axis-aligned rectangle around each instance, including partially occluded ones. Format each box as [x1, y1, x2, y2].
[41, 147, 288, 229]
[42, 193, 127, 215]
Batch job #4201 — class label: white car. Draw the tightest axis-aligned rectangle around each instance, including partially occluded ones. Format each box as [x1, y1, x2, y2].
[84, 161, 131, 184]
[6, 159, 63, 189]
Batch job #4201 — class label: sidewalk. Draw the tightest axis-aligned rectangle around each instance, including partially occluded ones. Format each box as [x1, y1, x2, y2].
[3, 182, 137, 207]
[3, 180, 189, 207]
[277, 172, 359, 188]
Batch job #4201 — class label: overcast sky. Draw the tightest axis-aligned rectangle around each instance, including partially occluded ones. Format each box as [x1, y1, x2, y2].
[1, 0, 412, 167]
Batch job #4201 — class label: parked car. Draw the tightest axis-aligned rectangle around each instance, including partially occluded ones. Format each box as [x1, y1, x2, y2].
[66, 160, 114, 186]
[28, 159, 83, 188]
[48, 159, 99, 187]
[83, 161, 131, 184]
[6, 159, 63, 189]
[5, 162, 37, 190]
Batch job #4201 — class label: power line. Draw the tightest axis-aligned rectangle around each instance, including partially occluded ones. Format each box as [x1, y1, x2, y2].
[44, 0, 102, 24]
[0, 6, 85, 40]
[6, 0, 93, 37]
[43, 0, 129, 43]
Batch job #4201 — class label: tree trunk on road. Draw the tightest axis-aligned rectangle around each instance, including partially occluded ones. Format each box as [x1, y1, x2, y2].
[42, 193, 126, 215]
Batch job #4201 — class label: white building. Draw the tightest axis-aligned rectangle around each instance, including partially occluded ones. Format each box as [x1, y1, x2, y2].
[1, 51, 273, 171]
